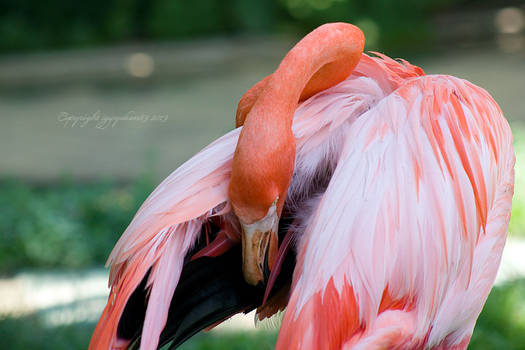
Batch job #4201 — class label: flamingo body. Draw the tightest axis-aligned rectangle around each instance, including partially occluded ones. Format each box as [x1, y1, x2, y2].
[90, 24, 514, 350]
[276, 66, 514, 350]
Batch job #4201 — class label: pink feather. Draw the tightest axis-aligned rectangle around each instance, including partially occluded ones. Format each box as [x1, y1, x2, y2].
[90, 54, 514, 350]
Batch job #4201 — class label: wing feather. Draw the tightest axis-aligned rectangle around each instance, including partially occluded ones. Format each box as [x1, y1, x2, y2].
[277, 74, 514, 349]
[90, 55, 386, 350]
[90, 130, 239, 350]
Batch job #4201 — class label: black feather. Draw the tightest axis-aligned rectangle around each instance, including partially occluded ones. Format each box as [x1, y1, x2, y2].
[117, 214, 296, 349]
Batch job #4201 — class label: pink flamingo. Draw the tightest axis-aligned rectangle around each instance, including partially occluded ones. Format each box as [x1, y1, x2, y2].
[90, 23, 514, 350]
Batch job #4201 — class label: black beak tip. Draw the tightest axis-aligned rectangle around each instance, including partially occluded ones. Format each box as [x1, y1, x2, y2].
[262, 246, 271, 285]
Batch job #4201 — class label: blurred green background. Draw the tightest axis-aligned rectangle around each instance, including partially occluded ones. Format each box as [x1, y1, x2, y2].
[0, 0, 504, 53]
[1, 0, 525, 349]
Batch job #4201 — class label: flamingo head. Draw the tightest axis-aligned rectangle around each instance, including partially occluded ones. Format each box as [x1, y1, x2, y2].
[229, 114, 296, 286]
[229, 23, 364, 286]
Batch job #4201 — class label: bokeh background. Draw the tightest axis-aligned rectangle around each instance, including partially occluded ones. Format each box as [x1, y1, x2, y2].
[1, 1, 525, 349]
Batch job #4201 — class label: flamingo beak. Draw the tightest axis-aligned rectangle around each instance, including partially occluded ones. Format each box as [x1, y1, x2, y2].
[240, 201, 279, 286]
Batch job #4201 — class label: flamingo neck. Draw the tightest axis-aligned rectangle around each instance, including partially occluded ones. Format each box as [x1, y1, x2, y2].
[230, 23, 365, 223]
[247, 23, 365, 127]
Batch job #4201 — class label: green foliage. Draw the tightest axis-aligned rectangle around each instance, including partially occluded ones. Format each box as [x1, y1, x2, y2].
[147, 0, 227, 38]
[0, 177, 154, 274]
[0, 313, 278, 350]
[509, 124, 525, 237]
[0, 315, 94, 350]
[0, 0, 466, 53]
[470, 279, 525, 349]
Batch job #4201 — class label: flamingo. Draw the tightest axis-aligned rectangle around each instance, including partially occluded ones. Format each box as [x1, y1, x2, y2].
[90, 23, 515, 350]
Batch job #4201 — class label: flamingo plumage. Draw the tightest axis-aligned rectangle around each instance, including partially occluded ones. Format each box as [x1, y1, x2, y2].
[90, 23, 514, 350]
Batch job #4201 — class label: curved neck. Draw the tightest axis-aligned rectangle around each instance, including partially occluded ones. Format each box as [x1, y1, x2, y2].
[246, 23, 365, 127]
[229, 23, 365, 223]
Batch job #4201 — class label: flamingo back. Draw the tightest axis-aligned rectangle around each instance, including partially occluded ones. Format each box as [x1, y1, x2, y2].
[277, 62, 514, 349]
